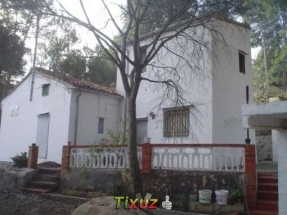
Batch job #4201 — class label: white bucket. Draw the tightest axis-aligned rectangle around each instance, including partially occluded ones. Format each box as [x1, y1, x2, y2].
[199, 189, 212, 204]
[215, 190, 229, 205]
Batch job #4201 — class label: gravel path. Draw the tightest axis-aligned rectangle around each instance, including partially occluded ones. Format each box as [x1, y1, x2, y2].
[0, 187, 76, 215]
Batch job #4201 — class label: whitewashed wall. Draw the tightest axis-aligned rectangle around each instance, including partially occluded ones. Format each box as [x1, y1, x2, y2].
[117, 19, 253, 144]
[73, 91, 122, 145]
[0, 73, 72, 163]
[117, 26, 213, 143]
[211, 20, 255, 144]
[272, 130, 278, 162]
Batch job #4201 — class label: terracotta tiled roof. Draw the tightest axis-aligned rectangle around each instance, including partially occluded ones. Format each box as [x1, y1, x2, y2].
[35, 67, 121, 97]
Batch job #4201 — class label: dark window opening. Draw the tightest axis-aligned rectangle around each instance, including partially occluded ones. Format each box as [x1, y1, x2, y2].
[139, 46, 147, 73]
[42, 84, 50, 96]
[98, 117, 104, 134]
[163, 108, 189, 137]
[136, 117, 148, 144]
[239, 52, 245, 74]
[0, 107, 2, 128]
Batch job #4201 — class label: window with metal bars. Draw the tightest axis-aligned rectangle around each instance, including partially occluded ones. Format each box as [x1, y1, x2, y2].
[163, 108, 190, 137]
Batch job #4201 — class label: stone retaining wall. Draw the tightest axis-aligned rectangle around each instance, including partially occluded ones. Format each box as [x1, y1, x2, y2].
[62, 168, 245, 212]
[256, 135, 272, 162]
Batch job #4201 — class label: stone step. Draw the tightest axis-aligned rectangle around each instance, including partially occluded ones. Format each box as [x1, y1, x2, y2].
[258, 172, 278, 178]
[258, 183, 278, 192]
[257, 191, 278, 201]
[258, 176, 278, 184]
[250, 210, 278, 215]
[21, 188, 50, 194]
[28, 181, 59, 190]
[37, 168, 61, 176]
[256, 200, 278, 211]
[35, 174, 60, 182]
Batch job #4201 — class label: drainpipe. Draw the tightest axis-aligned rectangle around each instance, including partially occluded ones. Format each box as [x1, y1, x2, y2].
[29, 14, 40, 101]
[245, 86, 251, 144]
[73, 89, 82, 145]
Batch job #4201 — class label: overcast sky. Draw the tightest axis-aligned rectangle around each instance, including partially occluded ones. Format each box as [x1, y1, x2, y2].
[24, 0, 260, 73]
[59, 0, 126, 42]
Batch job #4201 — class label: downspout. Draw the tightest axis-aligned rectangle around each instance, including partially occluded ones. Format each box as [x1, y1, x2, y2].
[29, 14, 40, 101]
[73, 89, 82, 145]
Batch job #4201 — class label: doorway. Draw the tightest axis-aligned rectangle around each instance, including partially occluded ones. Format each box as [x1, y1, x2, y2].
[36, 113, 50, 158]
[136, 117, 148, 144]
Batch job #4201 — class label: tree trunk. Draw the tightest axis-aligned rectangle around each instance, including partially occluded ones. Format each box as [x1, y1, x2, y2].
[127, 95, 143, 195]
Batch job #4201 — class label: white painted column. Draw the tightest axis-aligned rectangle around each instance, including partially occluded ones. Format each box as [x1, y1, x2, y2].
[276, 129, 287, 215]
[272, 130, 278, 162]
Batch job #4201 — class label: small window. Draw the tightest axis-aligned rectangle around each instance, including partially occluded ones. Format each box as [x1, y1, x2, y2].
[239, 52, 245, 74]
[0, 107, 2, 128]
[163, 107, 189, 137]
[139, 46, 147, 73]
[98, 117, 104, 134]
[42, 84, 50, 96]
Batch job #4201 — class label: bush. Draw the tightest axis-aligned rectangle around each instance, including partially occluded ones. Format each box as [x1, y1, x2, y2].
[11, 152, 28, 168]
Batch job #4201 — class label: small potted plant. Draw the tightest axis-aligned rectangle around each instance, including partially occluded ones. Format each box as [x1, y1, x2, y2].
[11, 152, 28, 168]
[230, 189, 244, 205]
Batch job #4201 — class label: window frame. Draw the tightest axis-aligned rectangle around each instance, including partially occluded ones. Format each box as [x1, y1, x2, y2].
[0, 106, 2, 128]
[163, 107, 190, 137]
[98, 117, 104, 134]
[42, 84, 50, 97]
[238, 51, 246, 74]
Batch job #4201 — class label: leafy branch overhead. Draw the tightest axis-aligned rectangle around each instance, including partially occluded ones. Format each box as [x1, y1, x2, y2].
[247, 0, 287, 99]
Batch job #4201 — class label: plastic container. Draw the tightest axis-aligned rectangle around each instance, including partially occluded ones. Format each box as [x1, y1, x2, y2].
[215, 190, 229, 205]
[198, 189, 212, 204]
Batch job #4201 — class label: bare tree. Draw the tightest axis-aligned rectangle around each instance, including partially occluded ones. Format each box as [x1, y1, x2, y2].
[7, 0, 245, 194]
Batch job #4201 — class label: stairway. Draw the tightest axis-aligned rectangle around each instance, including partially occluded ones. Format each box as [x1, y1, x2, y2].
[22, 167, 61, 194]
[250, 172, 278, 215]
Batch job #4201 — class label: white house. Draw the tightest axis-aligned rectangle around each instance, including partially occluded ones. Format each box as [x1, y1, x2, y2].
[116, 16, 256, 144]
[0, 68, 122, 163]
[0, 16, 256, 165]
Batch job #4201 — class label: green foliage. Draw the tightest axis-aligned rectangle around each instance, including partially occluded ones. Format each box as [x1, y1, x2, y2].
[13, 152, 27, 158]
[0, 23, 26, 100]
[230, 189, 244, 198]
[85, 47, 116, 87]
[113, 182, 133, 197]
[181, 189, 190, 212]
[253, 50, 287, 103]
[79, 167, 91, 189]
[37, 28, 116, 86]
[122, 0, 247, 37]
[58, 51, 86, 79]
[37, 26, 81, 71]
[106, 129, 129, 146]
[11, 152, 28, 168]
[247, 0, 287, 93]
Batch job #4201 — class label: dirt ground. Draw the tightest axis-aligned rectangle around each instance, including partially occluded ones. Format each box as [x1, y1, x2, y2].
[0, 164, 77, 215]
[0, 186, 77, 215]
